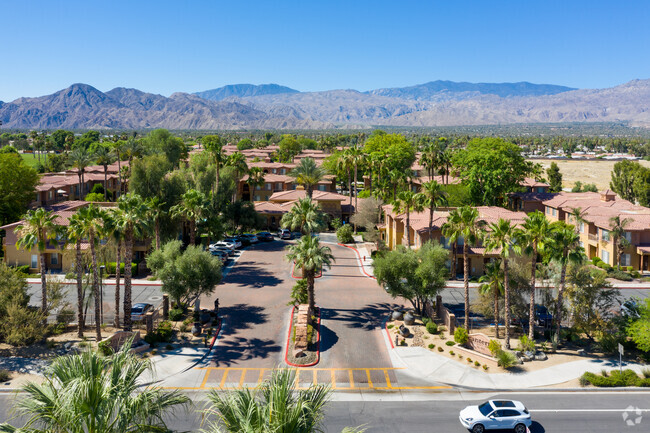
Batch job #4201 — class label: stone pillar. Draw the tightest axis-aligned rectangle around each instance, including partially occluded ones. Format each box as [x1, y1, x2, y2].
[162, 294, 169, 320]
[436, 295, 442, 318]
[145, 312, 154, 336]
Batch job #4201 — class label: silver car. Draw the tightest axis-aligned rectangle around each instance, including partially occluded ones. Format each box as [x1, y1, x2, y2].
[459, 400, 531, 433]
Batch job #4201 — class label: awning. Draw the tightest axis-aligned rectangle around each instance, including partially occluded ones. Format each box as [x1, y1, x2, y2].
[637, 245, 650, 254]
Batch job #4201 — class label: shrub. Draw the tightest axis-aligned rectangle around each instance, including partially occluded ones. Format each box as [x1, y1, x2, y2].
[488, 339, 502, 356]
[609, 270, 632, 281]
[496, 350, 518, 369]
[580, 370, 647, 387]
[425, 321, 438, 335]
[0, 369, 10, 382]
[428, 343, 435, 349]
[84, 192, 105, 202]
[400, 340, 407, 346]
[166, 344, 174, 350]
[599, 334, 620, 355]
[104, 262, 138, 277]
[336, 224, 354, 243]
[438, 347, 444, 352]
[454, 327, 469, 345]
[467, 357, 472, 363]
[97, 340, 113, 356]
[518, 335, 536, 353]
[449, 350, 455, 356]
[642, 368, 650, 379]
[387, 324, 394, 329]
[596, 261, 612, 271]
[56, 308, 75, 326]
[421, 317, 430, 325]
[179, 323, 189, 333]
[288, 278, 309, 306]
[145, 320, 174, 345]
[14, 265, 30, 274]
[169, 308, 184, 322]
[591, 257, 602, 266]
[445, 341, 455, 346]
[331, 218, 343, 231]
[482, 365, 489, 371]
[631, 270, 641, 279]
[474, 361, 481, 367]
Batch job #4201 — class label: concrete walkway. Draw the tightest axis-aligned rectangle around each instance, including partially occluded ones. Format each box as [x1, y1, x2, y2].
[27, 276, 161, 286]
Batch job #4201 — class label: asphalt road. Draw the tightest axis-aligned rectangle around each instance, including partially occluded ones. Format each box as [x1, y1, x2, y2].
[1, 391, 649, 432]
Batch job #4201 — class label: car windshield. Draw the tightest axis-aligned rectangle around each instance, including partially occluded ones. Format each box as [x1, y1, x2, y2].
[478, 402, 493, 416]
[132, 306, 143, 313]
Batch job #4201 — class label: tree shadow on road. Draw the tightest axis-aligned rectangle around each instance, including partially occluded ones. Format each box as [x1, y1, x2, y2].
[224, 263, 284, 288]
[219, 304, 269, 336]
[318, 322, 339, 352]
[325, 302, 401, 331]
[211, 336, 282, 367]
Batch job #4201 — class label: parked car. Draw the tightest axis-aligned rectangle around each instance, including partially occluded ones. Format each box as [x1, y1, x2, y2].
[459, 400, 531, 433]
[210, 249, 228, 263]
[223, 237, 242, 249]
[278, 228, 292, 239]
[131, 303, 154, 322]
[210, 246, 232, 257]
[211, 241, 235, 252]
[236, 235, 252, 247]
[535, 304, 553, 327]
[242, 233, 258, 244]
[256, 231, 274, 241]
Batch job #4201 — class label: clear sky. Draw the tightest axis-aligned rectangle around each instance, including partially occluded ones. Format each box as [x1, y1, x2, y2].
[1, 0, 649, 101]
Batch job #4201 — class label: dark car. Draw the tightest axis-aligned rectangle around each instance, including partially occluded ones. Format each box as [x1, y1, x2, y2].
[257, 232, 274, 241]
[236, 235, 251, 247]
[535, 305, 553, 327]
[131, 303, 154, 322]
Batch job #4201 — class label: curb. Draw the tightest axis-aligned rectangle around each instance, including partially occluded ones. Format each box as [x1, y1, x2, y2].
[384, 315, 395, 349]
[284, 305, 321, 368]
[337, 243, 376, 279]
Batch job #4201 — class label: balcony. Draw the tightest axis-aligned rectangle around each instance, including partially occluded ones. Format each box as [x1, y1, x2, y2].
[587, 233, 599, 243]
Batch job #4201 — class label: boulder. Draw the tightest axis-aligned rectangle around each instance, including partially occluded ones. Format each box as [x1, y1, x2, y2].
[293, 348, 305, 358]
[391, 310, 404, 321]
[534, 352, 548, 361]
[403, 312, 415, 325]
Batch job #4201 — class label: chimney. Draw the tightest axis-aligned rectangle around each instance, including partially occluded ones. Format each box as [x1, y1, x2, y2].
[600, 189, 615, 202]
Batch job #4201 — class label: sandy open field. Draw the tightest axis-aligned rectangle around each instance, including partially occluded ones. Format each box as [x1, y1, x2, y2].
[533, 158, 650, 191]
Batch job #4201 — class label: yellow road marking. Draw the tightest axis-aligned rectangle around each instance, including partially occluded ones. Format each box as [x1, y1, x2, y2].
[331, 370, 336, 389]
[313, 369, 317, 385]
[384, 369, 392, 388]
[348, 370, 354, 389]
[365, 369, 373, 388]
[220, 369, 229, 388]
[258, 368, 265, 384]
[239, 368, 247, 388]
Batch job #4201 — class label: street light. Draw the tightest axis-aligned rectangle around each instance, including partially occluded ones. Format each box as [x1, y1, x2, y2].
[99, 265, 106, 324]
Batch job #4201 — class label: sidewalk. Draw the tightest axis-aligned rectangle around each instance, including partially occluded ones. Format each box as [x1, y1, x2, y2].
[27, 276, 161, 286]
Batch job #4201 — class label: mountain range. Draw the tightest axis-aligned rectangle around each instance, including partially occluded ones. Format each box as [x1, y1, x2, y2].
[1, 79, 649, 130]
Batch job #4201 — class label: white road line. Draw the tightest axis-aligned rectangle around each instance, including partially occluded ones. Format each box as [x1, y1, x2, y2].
[531, 409, 650, 412]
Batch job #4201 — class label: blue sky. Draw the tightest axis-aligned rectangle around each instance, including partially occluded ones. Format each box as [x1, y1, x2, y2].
[1, 0, 649, 101]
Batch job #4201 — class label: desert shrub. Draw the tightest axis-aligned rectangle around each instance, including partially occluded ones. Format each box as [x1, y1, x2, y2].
[0, 369, 10, 382]
[474, 361, 481, 367]
[488, 339, 502, 356]
[387, 324, 394, 329]
[425, 321, 438, 334]
[1, 302, 45, 346]
[580, 370, 648, 387]
[599, 334, 621, 355]
[428, 343, 435, 349]
[336, 224, 354, 243]
[642, 368, 650, 379]
[330, 218, 343, 231]
[438, 346, 443, 352]
[496, 350, 517, 369]
[454, 327, 469, 345]
[596, 261, 612, 271]
[56, 308, 75, 326]
[421, 317, 430, 325]
[631, 270, 641, 279]
[458, 354, 463, 360]
[288, 278, 309, 306]
[609, 270, 632, 281]
[13, 265, 30, 275]
[449, 350, 455, 356]
[482, 365, 489, 371]
[400, 340, 407, 346]
[145, 321, 174, 345]
[165, 344, 174, 350]
[97, 339, 113, 356]
[466, 357, 472, 363]
[169, 308, 184, 322]
[591, 257, 602, 266]
[104, 262, 138, 277]
[445, 341, 455, 346]
[518, 335, 536, 352]
[179, 323, 189, 333]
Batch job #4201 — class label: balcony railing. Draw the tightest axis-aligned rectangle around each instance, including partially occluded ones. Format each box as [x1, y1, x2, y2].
[588, 233, 599, 242]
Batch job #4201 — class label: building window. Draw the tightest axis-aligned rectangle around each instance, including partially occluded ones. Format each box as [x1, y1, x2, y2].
[624, 232, 632, 242]
[552, 208, 557, 216]
[265, 183, 271, 190]
[318, 185, 326, 191]
[579, 222, 585, 233]
[51, 254, 58, 265]
[254, 195, 261, 201]
[601, 229, 610, 241]
[621, 253, 631, 267]
[276, 182, 282, 190]
[601, 250, 610, 264]
[579, 241, 584, 248]
[31, 255, 38, 269]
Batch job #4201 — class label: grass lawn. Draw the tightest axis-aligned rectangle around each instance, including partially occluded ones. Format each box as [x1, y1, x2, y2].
[20, 153, 41, 168]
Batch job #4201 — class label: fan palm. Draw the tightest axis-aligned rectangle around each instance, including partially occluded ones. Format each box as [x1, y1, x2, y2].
[103, 208, 125, 328]
[68, 147, 94, 198]
[290, 157, 326, 199]
[226, 151, 249, 200]
[442, 206, 485, 330]
[518, 210, 551, 339]
[0, 342, 189, 433]
[478, 259, 505, 339]
[95, 144, 115, 201]
[609, 216, 631, 270]
[111, 140, 125, 198]
[485, 218, 520, 349]
[124, 136, 143, 165]
[15, 208, 60, 315]
[145, 197, 165, 250]
[281, 198, 326, 235]
[286, 236, 334, 317]
[568, 206, 588, 234]
[247, 167, 266, 201]
[420, 180, 448, 236]
[203, 135, 226, 195]
[171, 189, 207, 246]
[393, 190, 424, 248]
[345, 146, 364, 232]
[418, 141, 440, 181]
[67, 211, 88, 337]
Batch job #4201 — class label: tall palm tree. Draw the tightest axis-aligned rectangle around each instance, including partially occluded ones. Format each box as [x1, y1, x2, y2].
[420, 180, 448, 237]
[393, 190, 424, 248]
[609, 216, 631, 270]
[103, 208, 124, 328]
[518, 211, 551, 339]
[346, 146, 365, 232]
[16, 208, 60, 314]
[388, 169, 407, 201]
[286, 235, 334, 317]
[0, 343, 189, 432]
[144, 197, 165, 250]
[568, 206, 588, 234]
[247, 167, 265, 201]
[67, 211, 87, 337]
[171, 189, 206, 246]
[95, 144, 115, 201]
[478, 259, 504, 339]
[419, 141, 440, 181]
[442, 206, 484, 330]
[485, 218, 520, 349]
[203, 368, 363, 433]
[115, 194, 149, 332]
[226, 151, 249, 201]
[124, 136, 143, 166]
[548, 222, 585, 342]
[111, 140, 125, 198]
[68, 147, 94, 199]
[290, 157, 326, 199]
[203, 135, 226, 195]
[281, 198, 326, 235]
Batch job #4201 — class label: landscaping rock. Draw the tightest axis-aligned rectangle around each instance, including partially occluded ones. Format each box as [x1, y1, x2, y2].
[293, 348, 306, 358]
[399, 324, 410, 337]
[391, 310, 404, 320]
[403, 312, 415, 325]
[534, 352, 548, 361]
[577, 348, 586, 356]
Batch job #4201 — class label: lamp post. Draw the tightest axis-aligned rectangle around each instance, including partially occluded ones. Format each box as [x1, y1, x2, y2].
[99, 265, 105, 323]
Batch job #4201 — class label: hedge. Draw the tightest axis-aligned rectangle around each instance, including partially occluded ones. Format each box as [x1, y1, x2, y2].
[104, 262, 138, 277]
[581, 369, 650, 387]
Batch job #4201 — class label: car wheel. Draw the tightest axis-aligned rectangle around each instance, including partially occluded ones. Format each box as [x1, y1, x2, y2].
[471, 424, 485, 433]
[514, 423, 526, 433]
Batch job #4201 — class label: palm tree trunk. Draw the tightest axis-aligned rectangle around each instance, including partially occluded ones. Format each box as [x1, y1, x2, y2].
[504, 258, 511, 349]
[451, 242, 457, 279]
[347, 170, 352, 210]
[529, 244, 537, 340]
[103, 167, 108, 201]
[90, 234, 102, 342]
[354, 163, 358, 233]
[40, 251, 47, 315]
[78, 173, 83, 200]
[114, 240, 121, 328]
[155, 219, 161, 250]
[190, 219, 196, 245]
[554, 262, 567, 342]
[75, 240, 84, 337]
[117, 159, 122, 198]
[215, 164, 220, 196]
[307, 269, 315, 320]
[463, 243, 470, 330]
[307, 184, 313, 199]
[494, 288, 500, 339]
[123, 228, 134, 332]
[429, 205, 434, 241]
[406, 209, 411, 247]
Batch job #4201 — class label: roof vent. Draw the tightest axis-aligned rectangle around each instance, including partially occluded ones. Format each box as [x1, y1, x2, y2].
[600, 189, 616, 202]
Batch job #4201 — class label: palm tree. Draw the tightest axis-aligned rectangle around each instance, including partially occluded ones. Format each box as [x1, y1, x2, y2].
[171, 189, 207, 246]
[442, 206, 484, 330]
[95, 144, 115, 201]
[518, 211, 551, 339]
[111, 140, 125, 198]
[290, 157, 326, 199]
[346, 146, 365, 232]
[203, 368, 363, 433]
[419, 141, 440, 181]
[247, 166, 265, 201]
[609, 216, 631, 270]
[281, 198, 326, 234]
[548, 222, 585, 342]
[286, 235, 334, 317]
[393, 190, 424, 248]
[226, 151, 249, 201]
[67, 211, 87, 337]
[203, 135, 226, 195]
[124, 136, 143, 166]
[568, 207, 588, 234]
[420, 180, 448, 237]
[144, 197, 165, 250]
[68, 147, 94, 199]
[103, 208, 124, 328]
[478, 259, 504, 339]
[0, 343, 189, 432]
[115, 194, 149, 332]
[485, 218, 519, 349]
[16, 208, 60, 314]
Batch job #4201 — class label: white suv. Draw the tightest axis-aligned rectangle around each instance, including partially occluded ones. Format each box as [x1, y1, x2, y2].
[278, 228, 292, 239]
[459, 400, 531, 433]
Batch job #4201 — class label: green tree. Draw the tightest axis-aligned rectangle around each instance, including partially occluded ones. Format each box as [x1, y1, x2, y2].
[610, 160, 642, 202]
[103, 208, 124, 328]
[0, 263, 45, 346]
[66, 211, 88, 336]
[485, 218, 520, 349]
[246, 166, 265, 201]
[226, 151, 249, 200]
[236, 137, 254, 150]
[203, 135, 226, 195]
[546, 162, 563, 192]
[94, 144, 115, 201]
[345, 146, 365, 232]
[111, 140, 126, 198]
[393, 190, 424, 247]
[609, 216, 631, 270]
[277, 135, 303, 162]
[290, 157, 326, 199]
[0, 343, 189, 432]
[420, 180, 448, 236]
[15, 208, 60, 315]
[171, 189, 207, 246]
[478, 260, 504, 339]
[285, 236, 334, 318]
[281, 198, 326, 234]
[68, 146, 94, 198]
[629, 298, 650, 352]
[0, 153, 39, 225]
[147, 240, 222, 307]
[373, 242, 449, 315]
[145, 197, 165, 250]
[128, 154, 172, 200]
[453, 137, 533, 206]
[144, 129, 187, 168]
[442, 206, 484, 330]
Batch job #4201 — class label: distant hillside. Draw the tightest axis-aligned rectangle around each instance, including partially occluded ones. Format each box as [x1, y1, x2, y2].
[368, 80, 576, 101]
[194, 83, 299, 101]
